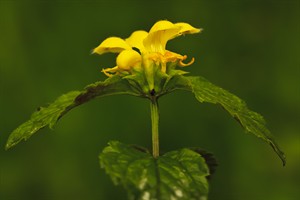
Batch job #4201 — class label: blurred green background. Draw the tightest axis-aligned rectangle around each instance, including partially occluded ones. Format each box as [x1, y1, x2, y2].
[1, 0, 299, 200]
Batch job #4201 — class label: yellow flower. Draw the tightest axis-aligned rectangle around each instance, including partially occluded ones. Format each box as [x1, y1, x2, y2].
[93, 20, 201, 77]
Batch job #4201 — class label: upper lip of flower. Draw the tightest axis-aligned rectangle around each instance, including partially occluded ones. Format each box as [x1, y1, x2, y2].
[93, 20, 202, 76]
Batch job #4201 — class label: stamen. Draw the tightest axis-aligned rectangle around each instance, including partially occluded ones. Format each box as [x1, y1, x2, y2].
[101, 69, 112, 77]
[179, 56, 195, 67]
[101, 66, 119, 77]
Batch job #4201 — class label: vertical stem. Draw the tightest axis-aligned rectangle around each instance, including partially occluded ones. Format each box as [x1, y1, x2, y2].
[150, 98, 159, 158]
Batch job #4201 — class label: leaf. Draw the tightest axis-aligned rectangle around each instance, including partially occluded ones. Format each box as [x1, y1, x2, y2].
[100, 141, 210, 200]
[164, 75, 286, 166]
[189, 148, 218, 180]
[6, 76, 140, 150]
[5, 91, 80, 150]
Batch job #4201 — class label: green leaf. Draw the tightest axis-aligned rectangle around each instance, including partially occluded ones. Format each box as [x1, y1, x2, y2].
[100, 141, 210, 200]
[6, 76, 140, 150]
[164, 75, 286, 166]
[189, 148, 218, 180]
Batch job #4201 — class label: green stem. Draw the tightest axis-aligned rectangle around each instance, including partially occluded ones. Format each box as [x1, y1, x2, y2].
[150, 98, 159, 158]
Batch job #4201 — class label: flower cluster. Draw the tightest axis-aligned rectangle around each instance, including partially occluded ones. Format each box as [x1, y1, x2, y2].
[93, 20, 201, 77]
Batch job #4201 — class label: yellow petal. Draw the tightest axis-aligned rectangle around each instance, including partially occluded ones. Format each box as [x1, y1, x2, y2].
[175, 22, 202, 35]
[116, 49, 141, 71]
[143, 20, 180, 53]
[125, 30, 148, 53]
[93, 37, 131, 55]
[148, 20, 176, 33]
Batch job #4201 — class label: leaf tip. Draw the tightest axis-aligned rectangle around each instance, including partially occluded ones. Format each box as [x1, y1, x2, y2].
[268, 139, 286, 166]
[5, 143, 11, 151]
[281, 153, 287, 167]
[5, 138, 16, 150]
